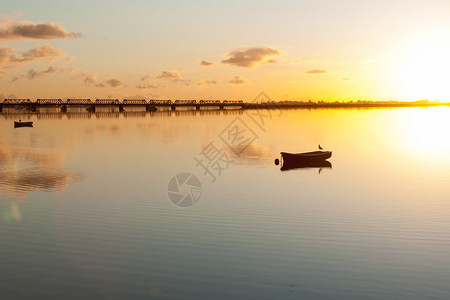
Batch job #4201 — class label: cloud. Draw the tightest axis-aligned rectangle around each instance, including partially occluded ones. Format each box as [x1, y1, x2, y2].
[13, 44, 65, 63]
[0, 17, 81, 41]
[197, 79, 217, 87]
[305, 69, 327, 74]
[228, 75, 248, 85]
[199, 60, 214, 67]
[0, 46, 14, 66]
[156, 70, 181, 80]
[78, 73, 123, 88]
[155, 70, 190, 86]
[221, 47, 282, 68]
[27, 67, 56, 79]
[9, 66, 76, 81]
[105, 78, 123, 88]
[81, 73, 103, 87]
[83, 74, 97, 86]
[136, 83, 158, 89]
[0, 44, 65, 69]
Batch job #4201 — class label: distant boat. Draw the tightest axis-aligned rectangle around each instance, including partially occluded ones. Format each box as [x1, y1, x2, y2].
[14, 121, 33, 128]
[280, 151, 332, 163]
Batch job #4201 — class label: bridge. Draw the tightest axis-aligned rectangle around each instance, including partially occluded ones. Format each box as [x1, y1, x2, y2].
[2, 98, 447, 114]
[0, 98, 246, 112]
[36, 99, 63, 105]
[95, 99, 120, 105]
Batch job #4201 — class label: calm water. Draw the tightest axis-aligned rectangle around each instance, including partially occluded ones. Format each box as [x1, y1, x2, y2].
[1, 107, 450, 299]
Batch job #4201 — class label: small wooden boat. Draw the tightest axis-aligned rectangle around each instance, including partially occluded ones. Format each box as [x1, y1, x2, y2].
[14, 121, 33, 128]
[281, 151, 332, 163]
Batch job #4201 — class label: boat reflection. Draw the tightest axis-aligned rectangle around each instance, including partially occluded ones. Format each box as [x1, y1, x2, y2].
[280, 159, 332, 172]
[14, 120, 33, 128]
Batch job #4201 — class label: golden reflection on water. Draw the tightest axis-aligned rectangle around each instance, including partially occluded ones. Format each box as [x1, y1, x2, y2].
[1, 107, 450, 220]
[394, 107, 450, 159]
[0, 146, 81, 196]
[1, 107, 450, 298]
[0, 135, 82, 221]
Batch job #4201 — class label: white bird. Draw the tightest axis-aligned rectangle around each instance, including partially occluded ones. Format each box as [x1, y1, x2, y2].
[318, 144, 323, 150]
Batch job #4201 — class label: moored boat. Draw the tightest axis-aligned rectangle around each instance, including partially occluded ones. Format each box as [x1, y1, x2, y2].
[280, 151, 332, 163]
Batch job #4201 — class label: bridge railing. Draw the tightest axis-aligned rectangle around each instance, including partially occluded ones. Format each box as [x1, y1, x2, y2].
[122, 99, 147, 105]
[3, 99, 31, 104]
[174, 100, 197, 105]
[95, 99, 120, 104]
[199, 100, 221, 104]
[66, 99, 92, 105]
[149, 100, 172, 105]
[36, 99, 63, 104]
[223, 100, 244, 104]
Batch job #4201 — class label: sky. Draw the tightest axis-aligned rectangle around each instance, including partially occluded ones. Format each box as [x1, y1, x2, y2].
[1, 0, 450, 101]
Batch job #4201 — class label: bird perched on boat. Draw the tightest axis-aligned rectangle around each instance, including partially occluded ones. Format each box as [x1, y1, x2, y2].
[318, 144, 323, 150]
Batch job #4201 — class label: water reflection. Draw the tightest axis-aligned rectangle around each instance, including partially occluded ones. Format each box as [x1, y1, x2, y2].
[222, 143, 277, 165]
[0, 145, 82, 221]
[280, 159, 332, 172]
[0, 169, 80, 193]
[0, 109, 244, 120]
[0, 146, 82, 194]
[1, 107, 450, 299]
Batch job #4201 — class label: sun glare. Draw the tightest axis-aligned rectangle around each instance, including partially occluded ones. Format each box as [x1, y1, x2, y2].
[392, 33, 450, 101]
[395, 107, 450, 159]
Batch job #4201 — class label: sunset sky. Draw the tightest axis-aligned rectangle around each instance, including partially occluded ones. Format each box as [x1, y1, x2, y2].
[1, 0, 449, 101]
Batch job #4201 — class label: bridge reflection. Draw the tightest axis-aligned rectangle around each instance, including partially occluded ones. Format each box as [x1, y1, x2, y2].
[1, 109, 244, 119]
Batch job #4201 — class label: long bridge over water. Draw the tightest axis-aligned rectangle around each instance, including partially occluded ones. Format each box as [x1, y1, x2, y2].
[1, 98, 447, 113]
[0, 98, 247, 112]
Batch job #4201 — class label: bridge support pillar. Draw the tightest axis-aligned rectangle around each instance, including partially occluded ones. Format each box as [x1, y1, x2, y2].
[220, 105, 224, 110]
[171, 105, 176, 111]
[0, 105, 2, 112]
[119, 105, 124, 112]
[146, 105, 157, 112]
[61, 105, 67, 113]
[196, 105, 200, 111]
[91, 105, 96, 112]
